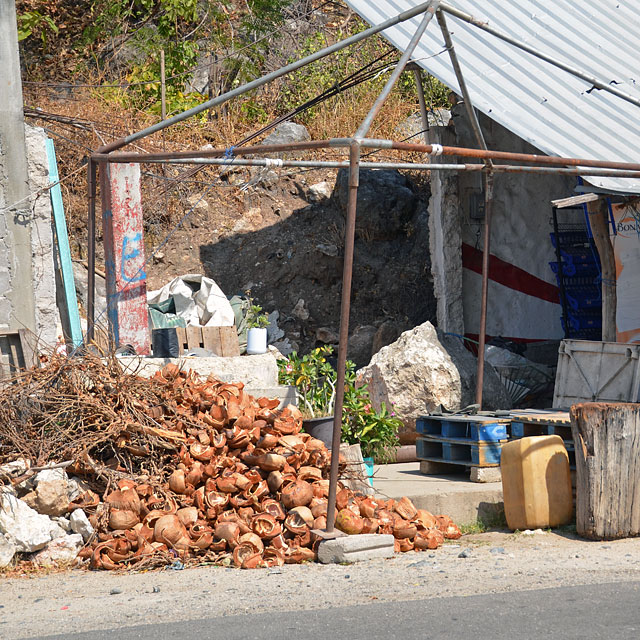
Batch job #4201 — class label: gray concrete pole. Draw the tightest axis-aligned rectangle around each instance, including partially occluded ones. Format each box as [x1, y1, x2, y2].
[0, 0, 36, 331]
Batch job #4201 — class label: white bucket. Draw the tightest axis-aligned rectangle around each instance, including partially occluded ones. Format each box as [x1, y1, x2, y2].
[246, 327, 268, 354]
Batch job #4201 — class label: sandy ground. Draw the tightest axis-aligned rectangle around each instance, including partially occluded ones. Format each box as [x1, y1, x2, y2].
[1, 529, 639, 639]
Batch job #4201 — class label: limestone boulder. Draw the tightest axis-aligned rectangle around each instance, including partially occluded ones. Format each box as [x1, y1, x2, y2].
[0, 490, 66, 553]
[308, 181, 332, 202]
[32, 468, 69, 517]
[0, 534, 16, 568]
[261, 122, 310, 146]
[32, 533, 83, 566]
[357, 322, 510, 444]
[69, 509, 95, 543]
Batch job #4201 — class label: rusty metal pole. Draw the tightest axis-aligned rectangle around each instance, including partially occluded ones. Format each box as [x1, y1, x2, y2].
[326, 141, 360, 533]
[475, 172, 494, 406]
[411, 65, 431, 144]
[86, 158, 97, 344]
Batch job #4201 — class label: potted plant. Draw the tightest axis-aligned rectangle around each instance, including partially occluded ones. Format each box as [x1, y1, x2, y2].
[278, 346, 336, 446]
[278, 345, 402, 460]
[246, 303, 270, 354]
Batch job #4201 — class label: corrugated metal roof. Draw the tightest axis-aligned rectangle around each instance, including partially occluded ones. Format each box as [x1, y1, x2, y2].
[344, 0, 640, 193]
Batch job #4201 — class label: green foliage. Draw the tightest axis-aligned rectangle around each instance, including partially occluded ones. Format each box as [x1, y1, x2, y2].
[278, 346, 402, 462]
[17, 10, 58, 44]
[246, 304, 270, 329]
[278, 346, 337, 418]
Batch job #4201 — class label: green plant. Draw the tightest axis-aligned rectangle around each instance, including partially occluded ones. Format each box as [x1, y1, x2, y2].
[278, 346, 336, 418]
[246, 304, 270, 329]
[278, 346, 402, 462]
[17, 10, 58, 44]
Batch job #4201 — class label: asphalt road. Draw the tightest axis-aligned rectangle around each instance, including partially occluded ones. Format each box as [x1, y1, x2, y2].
[36, 580, 640, 640]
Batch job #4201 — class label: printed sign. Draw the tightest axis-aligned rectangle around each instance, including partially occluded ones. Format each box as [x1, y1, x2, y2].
[611, 201, 640, 343]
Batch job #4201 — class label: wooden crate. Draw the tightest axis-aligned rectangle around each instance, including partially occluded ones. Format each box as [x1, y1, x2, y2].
[0, 330, 38, 379]
[175, 326, 240, 357]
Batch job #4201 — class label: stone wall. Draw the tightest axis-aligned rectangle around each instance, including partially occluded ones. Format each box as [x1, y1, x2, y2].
[24, 125, 58, 346]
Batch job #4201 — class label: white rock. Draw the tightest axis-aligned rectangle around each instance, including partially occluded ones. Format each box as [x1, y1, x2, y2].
[0, 534, 16, 568]
[66, 476, 93, 501]
[32, 533, 83, 566]
[69, 509, 94, 542]
[33, 469, 69, 517]
[357, 321, 511, 443]
[51, 516, 72, 532]
[357, 322, 462, 443]
[308, 181, 332, 202]
[0, 459, 30, 480]
[0, 491, 63, 552]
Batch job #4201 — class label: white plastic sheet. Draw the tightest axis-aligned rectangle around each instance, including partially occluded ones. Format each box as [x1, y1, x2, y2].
[147, 274, 235, 327]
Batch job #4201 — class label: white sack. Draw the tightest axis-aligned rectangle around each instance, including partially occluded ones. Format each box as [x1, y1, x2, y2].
[147, 274, 234, 327]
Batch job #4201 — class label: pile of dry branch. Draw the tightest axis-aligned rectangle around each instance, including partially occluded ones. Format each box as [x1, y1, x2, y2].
[0, 355, 460, 569]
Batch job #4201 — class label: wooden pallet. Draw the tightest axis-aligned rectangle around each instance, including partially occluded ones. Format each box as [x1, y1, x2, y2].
[508, 409, 575, 468]
[416, 414, 509, 442]
[175, 326, 240, 357]
[509, 410, 572, 441]
[416, 436, 506, 467]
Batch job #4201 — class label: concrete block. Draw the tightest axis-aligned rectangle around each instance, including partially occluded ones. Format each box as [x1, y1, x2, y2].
[420, 460, 458, 475]
[317, 534, 395, 564]
[116, 352, 280, 387]
[470, 466, 502, 483]
[245, 385, 297, 408]
[374, 462, 504, 525]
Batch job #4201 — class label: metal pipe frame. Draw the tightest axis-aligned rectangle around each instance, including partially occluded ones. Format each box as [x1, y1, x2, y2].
[411, 65, 431, 145]
[439, 2, 640, 111]
[86, 159, 97, 343]
[94, 139, 640, 173]
[355, 3, 437, 138]
[131, 157, 640, 179]
[437, 8, 493, 407]
[437, 9, 489, 155]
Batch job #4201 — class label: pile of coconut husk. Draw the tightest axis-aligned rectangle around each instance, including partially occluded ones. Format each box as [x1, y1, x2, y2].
[0, 355, 460, 570]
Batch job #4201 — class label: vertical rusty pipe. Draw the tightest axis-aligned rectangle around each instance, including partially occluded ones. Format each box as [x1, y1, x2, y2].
[412, 66, 430, 145]
[326, 141, 360, 532]
[475, 172, 494, 407]
[86, 158, 97, 344]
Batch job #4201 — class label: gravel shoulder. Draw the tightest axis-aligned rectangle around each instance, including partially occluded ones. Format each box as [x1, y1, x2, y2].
[1, 529, 639, 639]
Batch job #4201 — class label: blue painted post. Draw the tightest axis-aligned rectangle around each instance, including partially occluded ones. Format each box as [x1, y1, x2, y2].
[46, 138, 83, 348]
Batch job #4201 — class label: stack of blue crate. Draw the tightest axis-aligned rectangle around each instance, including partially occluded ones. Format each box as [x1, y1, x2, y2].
[549, 226, 602, 340]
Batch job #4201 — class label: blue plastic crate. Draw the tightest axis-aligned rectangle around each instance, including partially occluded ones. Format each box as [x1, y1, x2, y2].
[566, 287, 601, 310]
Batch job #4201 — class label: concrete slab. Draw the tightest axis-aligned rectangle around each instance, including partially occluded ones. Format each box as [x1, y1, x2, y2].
[317, 534, 395, 564]
[372, 462, 504, 525]
[116, 352, 279, 387]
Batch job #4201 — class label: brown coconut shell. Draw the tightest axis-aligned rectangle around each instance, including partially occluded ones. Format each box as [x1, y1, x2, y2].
[281, 480, 313, 509]
[335, 508, 364, 535]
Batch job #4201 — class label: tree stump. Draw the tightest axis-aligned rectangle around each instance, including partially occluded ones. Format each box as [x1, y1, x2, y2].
[570, 402, 640, 539]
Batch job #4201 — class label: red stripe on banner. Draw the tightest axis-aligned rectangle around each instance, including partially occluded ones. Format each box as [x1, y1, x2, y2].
[462, 243, 559, 304]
